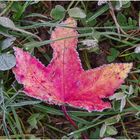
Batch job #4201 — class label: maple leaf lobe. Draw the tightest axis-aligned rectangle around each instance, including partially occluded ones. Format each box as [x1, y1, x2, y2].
[12, 47, 62, 104]
[51, 18, 78, 50]
[12, 18, 132, 112]
[64, 63, 132, 112]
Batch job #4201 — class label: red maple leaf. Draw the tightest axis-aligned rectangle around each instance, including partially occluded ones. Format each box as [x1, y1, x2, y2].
[12, 18, 132, 112]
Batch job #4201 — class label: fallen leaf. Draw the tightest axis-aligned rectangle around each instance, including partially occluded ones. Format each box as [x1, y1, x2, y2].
[50, 5, 66, 20]
[68, 7, 86, 18]
[0, 53, 16, 71]
[12, 18, 132, 112]
[0, 37, 16, 50]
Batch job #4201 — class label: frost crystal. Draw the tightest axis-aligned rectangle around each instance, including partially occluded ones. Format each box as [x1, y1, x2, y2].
[134, 45, 140, 53]
[97, 0, 107, 6]
[80, 39, 98, 48]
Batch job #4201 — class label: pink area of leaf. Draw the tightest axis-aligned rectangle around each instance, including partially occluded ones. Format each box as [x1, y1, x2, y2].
[12, 18, 132, 112]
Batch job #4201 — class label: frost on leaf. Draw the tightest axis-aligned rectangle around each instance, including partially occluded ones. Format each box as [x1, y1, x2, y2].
[12, 18, 132, 112]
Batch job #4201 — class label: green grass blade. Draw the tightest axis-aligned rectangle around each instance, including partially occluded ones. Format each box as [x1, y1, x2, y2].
[86, 4, 109, 23]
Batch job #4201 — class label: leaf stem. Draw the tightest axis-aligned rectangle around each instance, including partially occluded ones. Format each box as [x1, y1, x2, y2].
[61, 105, 87, 139]
[62, 105, 78, 129]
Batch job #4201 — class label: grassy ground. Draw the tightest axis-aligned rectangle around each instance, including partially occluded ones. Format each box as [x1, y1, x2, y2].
[0, 1, 140, 139]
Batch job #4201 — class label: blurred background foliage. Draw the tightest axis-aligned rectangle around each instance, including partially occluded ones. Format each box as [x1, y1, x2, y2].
[0, 1, 140, 139]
